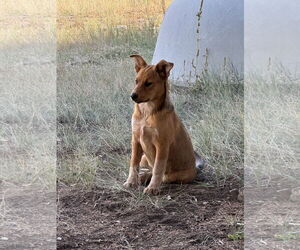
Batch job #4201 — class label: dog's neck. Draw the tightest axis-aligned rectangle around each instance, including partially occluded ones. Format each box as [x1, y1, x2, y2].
[136, 81, 173, 117]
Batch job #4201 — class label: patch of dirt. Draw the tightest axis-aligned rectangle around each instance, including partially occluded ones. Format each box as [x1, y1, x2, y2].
[245, 184, 300, 250]
[57, 182, 243, 249]
[0, 183, 56, 250]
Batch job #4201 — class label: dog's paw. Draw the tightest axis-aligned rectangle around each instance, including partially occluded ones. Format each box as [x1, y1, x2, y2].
[123, 179, 138, 189]
[143, 186, 160, 195]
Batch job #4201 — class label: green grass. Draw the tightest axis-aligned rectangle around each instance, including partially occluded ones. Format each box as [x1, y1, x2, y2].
[228, 232, 244, 241]
[274, 232, 300, 241]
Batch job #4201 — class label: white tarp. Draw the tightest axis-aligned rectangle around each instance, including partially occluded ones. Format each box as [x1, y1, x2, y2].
[245, 0, 300, 75]
[152, 0, 244, 85]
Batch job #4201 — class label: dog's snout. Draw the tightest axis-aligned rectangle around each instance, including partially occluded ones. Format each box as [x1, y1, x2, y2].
[131, 93, 138, 101]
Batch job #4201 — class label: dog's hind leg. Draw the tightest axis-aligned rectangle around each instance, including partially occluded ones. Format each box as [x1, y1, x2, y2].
[163, 168, 197, 184]
[139, 155, 152, 185]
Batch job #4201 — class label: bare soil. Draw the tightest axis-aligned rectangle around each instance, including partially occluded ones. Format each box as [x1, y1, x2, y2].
[0, 184, 56, 250]
[244, 181, 300, 250]
[57, 181, 243, 249]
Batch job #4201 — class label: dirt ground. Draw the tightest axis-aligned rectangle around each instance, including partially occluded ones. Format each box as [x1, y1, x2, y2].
[57, 181, 244, 249]
[244, 182, 300, 250]
[0, 184, 56, 250]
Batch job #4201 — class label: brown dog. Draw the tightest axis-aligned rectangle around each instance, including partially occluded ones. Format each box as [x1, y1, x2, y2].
[123, 55, 203, 195]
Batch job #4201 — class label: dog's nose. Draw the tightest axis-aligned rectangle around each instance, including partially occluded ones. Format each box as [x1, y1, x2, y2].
[131, 93, 138, 101]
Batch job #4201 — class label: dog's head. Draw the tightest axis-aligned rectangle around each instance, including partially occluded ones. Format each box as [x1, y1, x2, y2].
[129, 54, 174, 103]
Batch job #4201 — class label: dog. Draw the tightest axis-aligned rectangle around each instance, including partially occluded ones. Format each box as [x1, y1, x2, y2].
[123, 55, 204, 195]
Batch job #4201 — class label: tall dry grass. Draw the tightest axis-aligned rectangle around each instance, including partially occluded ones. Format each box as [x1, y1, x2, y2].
[3, 1, 297, 191]
[57, 40, 244, 188]
[0, 0, 56, 47]
[0, 43, 56, 189]
[57, 0, 172, 44]
[245, 68, 300, 186]
[0, 0, 171, 46]
[55, 1, 245, 190]
[0, 0, 56, 188]
[0, 0, 171, 189]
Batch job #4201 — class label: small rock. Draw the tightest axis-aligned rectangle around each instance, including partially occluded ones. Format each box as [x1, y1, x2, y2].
[238, 188, 244, 202]
[116, 25, 128, 29]
[166, 195, 172, 200]
[290, 187, 300, 202]
[57, 237, 62, 241]
[275, 188, 292, 201]
[1, 237, 8, 241]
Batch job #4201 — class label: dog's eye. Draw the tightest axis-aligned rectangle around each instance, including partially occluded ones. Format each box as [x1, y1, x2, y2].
[144, 81, 152, 87]
[135, 80, 138, 85]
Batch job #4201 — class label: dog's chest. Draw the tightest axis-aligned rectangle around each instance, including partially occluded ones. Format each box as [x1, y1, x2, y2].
[132, 118, 158, 151]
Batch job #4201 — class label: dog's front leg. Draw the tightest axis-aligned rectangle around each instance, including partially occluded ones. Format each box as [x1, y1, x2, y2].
[123, 136, 143, 188]
[143, 147, 169, 195]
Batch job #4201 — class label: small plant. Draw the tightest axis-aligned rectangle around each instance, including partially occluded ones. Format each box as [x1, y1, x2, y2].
[274, 232, 300, 241]
[228, 231, 244, 241]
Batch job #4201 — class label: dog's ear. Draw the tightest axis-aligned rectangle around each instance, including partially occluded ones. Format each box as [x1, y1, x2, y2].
[155, 60, 174, 79]
[130, 54, 147, 73]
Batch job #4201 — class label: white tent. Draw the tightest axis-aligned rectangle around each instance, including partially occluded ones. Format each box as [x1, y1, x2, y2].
[152, 0, 244, 85]
[245, 0, 300, 75]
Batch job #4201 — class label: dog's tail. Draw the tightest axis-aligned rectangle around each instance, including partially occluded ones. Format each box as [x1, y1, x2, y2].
[194, 151, 206, 181]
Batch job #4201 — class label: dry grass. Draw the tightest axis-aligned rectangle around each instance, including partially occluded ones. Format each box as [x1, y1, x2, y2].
[0, 0, 55, 46]
[57, 35, 244, 188]
[0, 43, 56, 189]
[49, 1, 244, 190]
[0, 0, 171, 46]
[1, 1, 298, 191]
[0, 1, 57, 190]
[58, 0, 171, 22]
[57, 0, 172, 44]
[245, 68, 300, 185]
[0, 0, 170, 189]
[1, 3, 299, 250]
[54, 2, 243, 190]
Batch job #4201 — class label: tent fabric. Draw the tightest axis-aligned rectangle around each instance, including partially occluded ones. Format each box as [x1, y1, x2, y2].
[152, 0, 244, 85]
[245, 0, 300, 75]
